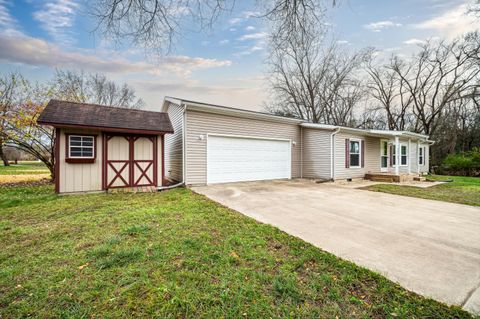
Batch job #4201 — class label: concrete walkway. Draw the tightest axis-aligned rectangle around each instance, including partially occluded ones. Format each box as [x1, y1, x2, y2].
[192, 179, 480, 314]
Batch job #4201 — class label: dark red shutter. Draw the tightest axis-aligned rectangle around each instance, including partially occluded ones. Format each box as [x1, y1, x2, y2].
[361, 140, 365, 168]
[389, 145, 393, 166]
[345, 139, 350, 168]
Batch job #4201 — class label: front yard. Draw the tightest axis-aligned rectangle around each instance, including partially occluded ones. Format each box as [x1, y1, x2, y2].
[0, 180, 474, 318]
[364, 175, 480, 207]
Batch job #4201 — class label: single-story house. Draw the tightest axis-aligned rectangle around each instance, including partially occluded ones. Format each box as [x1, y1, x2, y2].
[37, 100, 173, 193]
[38, 98, 433, 193]
[162, 97, 433, 186]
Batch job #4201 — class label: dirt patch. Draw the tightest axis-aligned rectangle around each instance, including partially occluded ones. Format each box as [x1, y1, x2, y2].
[0, 177, 52, 187]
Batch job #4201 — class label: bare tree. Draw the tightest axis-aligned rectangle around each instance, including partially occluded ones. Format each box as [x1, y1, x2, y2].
[267, 18, 371, 125]
[0, 72, 30, 166]
[52, 70, 144, 108]
[1, 69, 145, 178]
[367, 58, 414, 130]
[389, 36, 480, 137]
[91, 0, 333, 53]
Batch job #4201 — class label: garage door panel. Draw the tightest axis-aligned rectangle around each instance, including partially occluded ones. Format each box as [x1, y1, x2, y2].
[207, 135, 291, 184]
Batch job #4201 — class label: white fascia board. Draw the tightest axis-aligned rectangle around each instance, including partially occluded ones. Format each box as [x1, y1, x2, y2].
[184, 102, 303, 125]
[300, 123, 338, 130]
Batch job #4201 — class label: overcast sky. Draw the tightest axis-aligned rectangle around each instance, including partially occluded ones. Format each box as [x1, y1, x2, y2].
[0, 0, 478, 111]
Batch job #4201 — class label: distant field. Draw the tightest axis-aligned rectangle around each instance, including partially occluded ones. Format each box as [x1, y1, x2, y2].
[0, 161, 51, 184]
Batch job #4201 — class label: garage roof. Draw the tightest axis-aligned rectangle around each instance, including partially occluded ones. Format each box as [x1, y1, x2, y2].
[38, 100, 174, 134]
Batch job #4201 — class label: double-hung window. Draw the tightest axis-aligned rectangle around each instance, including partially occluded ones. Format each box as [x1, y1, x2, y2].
[392, 144, 408, 166]
[401, 145, 408, 166]
[68, 135, 95, 158]
[419, 147, 424, 165]
[349, 140, 361, 168]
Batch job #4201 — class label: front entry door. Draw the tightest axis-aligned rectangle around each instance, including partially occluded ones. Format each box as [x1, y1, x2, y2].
[105, 135, 157, 189]
[380, 140, 388, 172]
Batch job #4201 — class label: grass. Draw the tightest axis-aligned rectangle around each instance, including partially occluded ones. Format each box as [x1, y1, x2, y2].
[0, 161, 50, 175]
[0, 161, 51, 185]
[364, 175, 480, 206]
[0, 183, 474, 318]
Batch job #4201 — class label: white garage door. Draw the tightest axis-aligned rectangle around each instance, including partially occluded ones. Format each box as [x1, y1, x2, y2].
[207, 135, 291, 184]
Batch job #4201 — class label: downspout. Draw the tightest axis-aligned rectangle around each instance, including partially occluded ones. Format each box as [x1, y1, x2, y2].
[158, 103, 187, 190]
[300, 125, 303, 178]
[330, 128, 340, 180]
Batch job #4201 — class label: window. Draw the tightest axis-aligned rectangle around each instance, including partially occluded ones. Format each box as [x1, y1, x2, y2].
[68, 135, 95, 158]
[419, 147, 424, 165]
[392, 144, 408, 166]
[401, 145, 408, 166]
[349, 140, 361, 168]
[381, 141, 388, 168]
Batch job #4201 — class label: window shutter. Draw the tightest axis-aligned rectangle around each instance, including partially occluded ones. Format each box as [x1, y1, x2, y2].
[389, 145, 393, 166]
[361, 140, 365, 168]
[345, 139, 350, 168]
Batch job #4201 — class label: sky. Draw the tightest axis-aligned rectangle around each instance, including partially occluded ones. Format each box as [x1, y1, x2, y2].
[0, 0, 478, 112]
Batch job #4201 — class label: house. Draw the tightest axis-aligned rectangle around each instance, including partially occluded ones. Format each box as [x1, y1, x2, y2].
[38, 98, 432, 193]
[37, 100, 173, 193]
[162, 97, 433, 186]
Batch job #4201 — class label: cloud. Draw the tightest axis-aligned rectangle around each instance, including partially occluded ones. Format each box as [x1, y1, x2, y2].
[364, 20, 402, 32]
[337, 40, 349, 44]
[245, 25, 255, 31]
[0, 34, 232, 77]
[219, 39, 229, 45]
[403, 38, 425, 45]
[238, 32, 267, 41]
[0, 0, 21, 35]
[234, 45, 264, 56]
[33, 0, 79, 45]
[413, 3, 477, 39]
[228, 17, 243, 25]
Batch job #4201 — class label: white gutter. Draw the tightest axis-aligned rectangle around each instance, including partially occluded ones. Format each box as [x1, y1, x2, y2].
[330, 128, 340, 180]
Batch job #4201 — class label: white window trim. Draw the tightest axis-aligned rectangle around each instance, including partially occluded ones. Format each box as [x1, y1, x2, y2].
[349, 138, 362, 169]
[68, 135, 95, 159]
[392, 142, 408, 167]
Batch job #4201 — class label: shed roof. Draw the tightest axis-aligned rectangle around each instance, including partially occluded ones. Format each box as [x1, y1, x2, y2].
[38, 100, 173, 134]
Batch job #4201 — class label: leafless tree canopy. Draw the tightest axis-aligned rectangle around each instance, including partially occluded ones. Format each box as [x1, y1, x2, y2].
[52, 69, 144, 109]
[91, 0, 333, 53]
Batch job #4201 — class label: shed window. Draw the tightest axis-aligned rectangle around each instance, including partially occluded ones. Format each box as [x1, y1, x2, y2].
[349, 140, 361, 168]
[68, 135, 94, 158]
[419, 147, 424, 165]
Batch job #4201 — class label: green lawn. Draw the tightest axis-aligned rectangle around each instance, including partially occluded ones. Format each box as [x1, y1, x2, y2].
[0, 184, 473, 318]
[364, 175, 480, 206]
[0, 161, 50, 175]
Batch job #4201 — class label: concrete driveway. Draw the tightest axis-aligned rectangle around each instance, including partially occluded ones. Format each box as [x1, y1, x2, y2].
[192, 179, 480, 314]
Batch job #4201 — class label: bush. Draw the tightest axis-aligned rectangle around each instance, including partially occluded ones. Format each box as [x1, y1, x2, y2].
[439, 148, 480, 176]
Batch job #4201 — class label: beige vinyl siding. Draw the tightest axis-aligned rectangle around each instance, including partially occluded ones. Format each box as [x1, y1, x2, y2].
[164, 102, 183, 182]
[302, 128, 332, 179]
[59, 129, 103, 193]
[185, 110, 302, 185]
[418, 142, 430, 173]
[334, 133, 380, 180]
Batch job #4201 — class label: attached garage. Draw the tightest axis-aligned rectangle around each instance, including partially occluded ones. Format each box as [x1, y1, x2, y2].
[163, 98, 303, 186]
[206, 135, 292, 184]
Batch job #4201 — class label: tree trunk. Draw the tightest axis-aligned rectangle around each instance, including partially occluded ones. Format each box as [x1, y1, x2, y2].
[0, 143, 9, 166]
